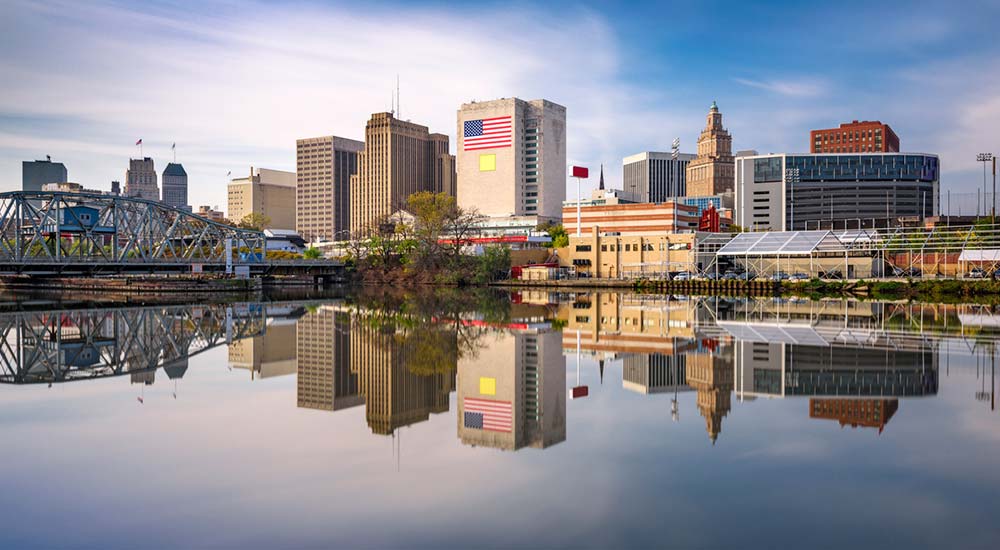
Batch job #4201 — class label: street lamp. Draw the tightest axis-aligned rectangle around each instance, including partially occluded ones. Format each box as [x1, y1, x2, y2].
[978, 153, 994, 220]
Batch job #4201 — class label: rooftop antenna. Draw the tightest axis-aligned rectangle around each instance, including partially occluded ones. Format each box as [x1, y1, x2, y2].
[396, 74, 400, 119]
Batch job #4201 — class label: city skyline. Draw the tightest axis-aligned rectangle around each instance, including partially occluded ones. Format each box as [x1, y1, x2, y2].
[2, 0, 997, 212]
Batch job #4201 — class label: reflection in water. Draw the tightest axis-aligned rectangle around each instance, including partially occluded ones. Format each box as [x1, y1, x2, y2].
[2, 293, 997, 448]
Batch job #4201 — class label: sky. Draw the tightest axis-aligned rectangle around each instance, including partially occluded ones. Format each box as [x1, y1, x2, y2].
[1, 0, 999, 214]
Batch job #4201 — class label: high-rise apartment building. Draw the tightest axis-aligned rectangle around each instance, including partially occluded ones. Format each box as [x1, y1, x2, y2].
[686, 102, 734, 197]
[296, 136, 364, 242]
[22, 157, 68, 193]
[623, 151, 695, 202]
[349, 112, 454, 234]
[457, 98, 566, 222]
[811, 120, 899, 153]
[125, 157, 159, 201]
[161, 163, 188, 210]
[227, 167, 297, 230]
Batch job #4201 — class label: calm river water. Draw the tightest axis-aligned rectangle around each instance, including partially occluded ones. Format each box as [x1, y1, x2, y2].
[1, 288, 999, 549]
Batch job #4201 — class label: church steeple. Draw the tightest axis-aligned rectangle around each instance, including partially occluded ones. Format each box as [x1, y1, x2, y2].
[598, 164, 605, 190]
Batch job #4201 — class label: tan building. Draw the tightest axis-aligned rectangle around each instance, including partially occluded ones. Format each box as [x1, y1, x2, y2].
[558, 293, 702, 355]
[349, 112, 454, 234]
[296, 306, 363, 412]
[560, 231, 708, 278]
[228, 320, 297, 380]
[125, 157, 159, 201]
[686, 102, 734, 197]
[227, 167, 297, 230]
[196, 205, 225, 222]
[349, 314, 454, 435]
[457, 327, 565, 451]
[296, 135, 364, 243]
[457, 98, 566, 222]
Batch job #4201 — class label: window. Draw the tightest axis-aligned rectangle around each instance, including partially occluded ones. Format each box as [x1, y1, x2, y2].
[575, 245, 591, 252]
[601, 245, 607, 251]
[479, 154, 496, 172]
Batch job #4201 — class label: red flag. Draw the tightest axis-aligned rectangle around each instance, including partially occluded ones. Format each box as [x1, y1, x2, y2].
[571, 166, 589, 178]
[135, 138, 142, 146]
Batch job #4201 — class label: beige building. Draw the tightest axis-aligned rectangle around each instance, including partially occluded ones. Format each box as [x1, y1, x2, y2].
[562, 201, 703, 238]
[228, 320, 297, 380]
[196, 205, 225, 222]
[457, 98, 566, 222]
[686, 102, 734, 197]
[560, 231, 708, 278]
[125, 157, 159, 201]
[227, 167, 297, 230]
[457, 326, 565, 451]
[296, 136, 364, 243]
[349, 112, 454, 234]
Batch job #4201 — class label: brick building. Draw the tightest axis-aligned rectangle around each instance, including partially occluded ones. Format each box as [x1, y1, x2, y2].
[810, 120, 900, 153]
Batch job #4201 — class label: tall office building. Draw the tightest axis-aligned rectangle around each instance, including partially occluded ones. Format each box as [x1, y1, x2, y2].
[457, 98, 566, 222]
[350, 316, 455, 435]
[686, 101, 734, 197]
[457, 327, 566, 451]
[22, 157, 68, 193]
[811, 120, 899, 153]
[349, 112, 454, 234]
[296, 306, 362, 411]
[227, 167, 297, 230]
[623, 151, 696, 202]
[125, 157, 159, 201]
[296, 136, 364, 242]
[161, 163, 188, 210]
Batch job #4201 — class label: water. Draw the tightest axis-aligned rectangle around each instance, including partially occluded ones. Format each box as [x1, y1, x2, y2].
[2, 288, 999, 549]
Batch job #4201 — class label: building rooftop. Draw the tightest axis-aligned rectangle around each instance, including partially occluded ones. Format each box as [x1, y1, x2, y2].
[163, 163, 187, 177]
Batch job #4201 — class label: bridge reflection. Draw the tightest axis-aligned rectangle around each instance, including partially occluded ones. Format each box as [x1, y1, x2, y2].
[0, 304, 268, 385]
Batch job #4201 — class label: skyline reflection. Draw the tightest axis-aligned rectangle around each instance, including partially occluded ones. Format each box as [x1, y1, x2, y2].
[2, 292, 996, 447]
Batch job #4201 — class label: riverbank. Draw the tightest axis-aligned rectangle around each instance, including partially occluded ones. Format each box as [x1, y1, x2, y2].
[0, 274, 263, 294]
[494, 276, 1000, 304]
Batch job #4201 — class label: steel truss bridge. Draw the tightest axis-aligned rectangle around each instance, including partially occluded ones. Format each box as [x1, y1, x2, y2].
[0, 303, 267, 385]
[0, 191, 345, 277]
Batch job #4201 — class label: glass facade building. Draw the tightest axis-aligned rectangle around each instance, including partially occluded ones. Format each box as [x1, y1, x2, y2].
[735, 153, 940, 231]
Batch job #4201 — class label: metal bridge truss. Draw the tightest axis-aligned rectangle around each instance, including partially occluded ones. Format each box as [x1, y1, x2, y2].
[0, 304, 267, 385]
[0, 191, 264, 267]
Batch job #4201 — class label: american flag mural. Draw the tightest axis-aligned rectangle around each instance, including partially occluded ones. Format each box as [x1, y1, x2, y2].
[463, 116, 512, 151]
[463, 397, 512, 432]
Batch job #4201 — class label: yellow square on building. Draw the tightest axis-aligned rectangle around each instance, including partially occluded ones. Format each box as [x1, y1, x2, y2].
[479, 377, 496, 395]
[479, 154, 496, 172]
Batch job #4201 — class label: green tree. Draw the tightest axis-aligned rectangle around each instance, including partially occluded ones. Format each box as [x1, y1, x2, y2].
[237, 212, 271, 231]
[303, 246, 322, 259]
[538, 221, 569, 248]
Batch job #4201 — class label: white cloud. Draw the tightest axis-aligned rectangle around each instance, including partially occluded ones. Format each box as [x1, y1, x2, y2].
[733, 77, 827, 98]
[0, 0, 689, 210]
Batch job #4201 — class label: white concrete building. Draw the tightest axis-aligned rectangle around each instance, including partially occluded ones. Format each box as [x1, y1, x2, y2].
[456, 98, 566, 223]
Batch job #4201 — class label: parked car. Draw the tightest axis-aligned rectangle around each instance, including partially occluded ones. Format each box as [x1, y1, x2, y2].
[673, 271, 692, 281]
[769, 271, 790, 282]
[736, 272, 756, 281]
[993, 270, 1000, 280]
[703, 272, 720, 281]
[967, 267, 986, 279]
[788, 273, 809, 282]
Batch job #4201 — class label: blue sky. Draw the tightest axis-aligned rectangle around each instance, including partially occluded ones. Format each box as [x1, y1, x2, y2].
[1, 0, 999, 213]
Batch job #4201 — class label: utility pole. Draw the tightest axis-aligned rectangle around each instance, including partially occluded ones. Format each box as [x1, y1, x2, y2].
[978, 153, 993, 220]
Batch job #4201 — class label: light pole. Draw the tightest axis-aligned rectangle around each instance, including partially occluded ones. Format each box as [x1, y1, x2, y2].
[978, 153, 993, 220]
